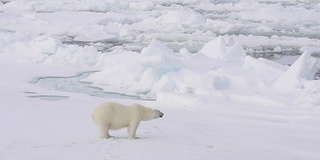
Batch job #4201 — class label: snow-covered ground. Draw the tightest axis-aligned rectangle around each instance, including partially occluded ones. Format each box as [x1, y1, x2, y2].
[1, 0, 320, 160]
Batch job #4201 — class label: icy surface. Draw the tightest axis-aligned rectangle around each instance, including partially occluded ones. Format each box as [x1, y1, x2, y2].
[1, 0, 320, 160]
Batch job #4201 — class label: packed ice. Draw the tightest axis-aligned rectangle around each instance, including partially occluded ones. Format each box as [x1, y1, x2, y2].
[1, 0, 320, 160]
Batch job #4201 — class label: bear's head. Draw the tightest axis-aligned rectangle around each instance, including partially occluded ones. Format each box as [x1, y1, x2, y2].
[136, 104, 164, 121]
[155, 109, 164, 118]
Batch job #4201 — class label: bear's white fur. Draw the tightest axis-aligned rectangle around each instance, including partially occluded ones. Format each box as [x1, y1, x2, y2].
[92, 102, 164, 139]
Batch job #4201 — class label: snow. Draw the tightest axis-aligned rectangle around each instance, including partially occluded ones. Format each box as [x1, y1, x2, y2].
[1, 0, 320, 160]
[159, 10, 206, 26]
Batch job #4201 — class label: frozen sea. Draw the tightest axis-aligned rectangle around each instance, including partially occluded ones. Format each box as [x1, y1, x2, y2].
[1, 0, 320, 160]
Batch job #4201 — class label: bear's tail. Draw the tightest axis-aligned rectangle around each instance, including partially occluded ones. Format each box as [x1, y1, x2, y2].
[92, 114, 101, 128]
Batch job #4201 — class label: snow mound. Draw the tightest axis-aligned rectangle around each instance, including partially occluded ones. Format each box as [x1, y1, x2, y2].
[140, 39, 182, 72]
[85, 39, 184, 94]
[199, 36, 246, 64]
[1, 34, 100, 66]
[243, 56, 288, 82]
[274, 51, 318, 89]
[84, 36, 317, 108]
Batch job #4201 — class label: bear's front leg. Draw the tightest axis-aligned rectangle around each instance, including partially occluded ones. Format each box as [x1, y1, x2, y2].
[128, 122, 140, 139]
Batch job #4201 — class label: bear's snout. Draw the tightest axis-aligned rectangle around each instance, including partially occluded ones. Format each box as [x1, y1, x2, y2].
[155, 110, 164, 118]
[159, 111, 164, 117]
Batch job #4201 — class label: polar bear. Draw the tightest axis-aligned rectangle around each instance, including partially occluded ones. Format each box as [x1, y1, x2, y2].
[92, 102, 164, 139]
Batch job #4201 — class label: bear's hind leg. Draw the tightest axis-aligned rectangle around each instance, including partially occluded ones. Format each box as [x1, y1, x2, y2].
[100, 126, 112, 139]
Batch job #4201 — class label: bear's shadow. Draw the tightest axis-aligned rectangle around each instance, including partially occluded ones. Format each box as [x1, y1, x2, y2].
[105, 136, 148, 140]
